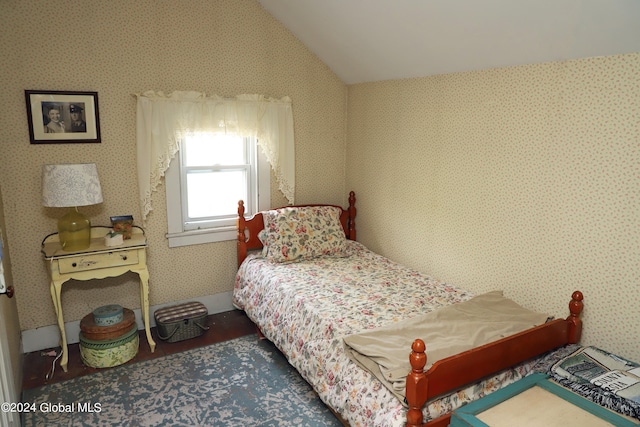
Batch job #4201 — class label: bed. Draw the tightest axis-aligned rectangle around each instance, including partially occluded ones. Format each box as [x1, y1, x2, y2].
[233, 191, 584, 427]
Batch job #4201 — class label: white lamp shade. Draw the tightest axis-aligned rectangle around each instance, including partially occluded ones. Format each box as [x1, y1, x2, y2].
[42, 163, 104, 207]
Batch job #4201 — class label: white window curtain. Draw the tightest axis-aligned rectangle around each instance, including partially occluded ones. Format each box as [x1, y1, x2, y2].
[135, 91, 295, 224]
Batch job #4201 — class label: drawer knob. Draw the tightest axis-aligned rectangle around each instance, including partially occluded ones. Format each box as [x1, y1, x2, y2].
[121, 255, 128, 261]
[72, 262, 77, 267]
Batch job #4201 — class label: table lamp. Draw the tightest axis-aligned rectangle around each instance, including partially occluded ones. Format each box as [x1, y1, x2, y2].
[42, 163, 103, 251]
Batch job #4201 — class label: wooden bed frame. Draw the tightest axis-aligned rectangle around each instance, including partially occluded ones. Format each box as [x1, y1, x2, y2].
[406, 290, 583, 427]
[236, 191, 357, 267]
[236, 191, 584, 427]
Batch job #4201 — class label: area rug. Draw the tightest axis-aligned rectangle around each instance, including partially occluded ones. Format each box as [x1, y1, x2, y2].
[22, 335, 342, 426]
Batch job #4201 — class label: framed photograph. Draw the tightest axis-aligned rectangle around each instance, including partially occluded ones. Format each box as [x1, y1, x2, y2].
[25, 90, 101, 144]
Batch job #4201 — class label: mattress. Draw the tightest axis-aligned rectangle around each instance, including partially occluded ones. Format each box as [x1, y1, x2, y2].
[233, 241, 570, 426]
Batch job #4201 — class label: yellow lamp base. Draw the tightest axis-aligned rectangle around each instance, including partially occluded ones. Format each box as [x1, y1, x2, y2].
[58, 207, 91, 251]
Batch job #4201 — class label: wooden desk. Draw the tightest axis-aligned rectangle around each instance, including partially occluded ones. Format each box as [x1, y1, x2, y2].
[41, 226, 156, 372]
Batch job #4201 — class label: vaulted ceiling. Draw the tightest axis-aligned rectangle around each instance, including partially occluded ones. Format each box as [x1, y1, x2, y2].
[259, 0, 640, 84]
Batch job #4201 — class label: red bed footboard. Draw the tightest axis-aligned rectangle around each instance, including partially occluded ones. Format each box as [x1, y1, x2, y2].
[406, 290, 584, 427]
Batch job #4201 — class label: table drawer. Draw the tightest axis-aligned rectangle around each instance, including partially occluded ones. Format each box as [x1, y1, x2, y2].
[58, 250, 139, 274]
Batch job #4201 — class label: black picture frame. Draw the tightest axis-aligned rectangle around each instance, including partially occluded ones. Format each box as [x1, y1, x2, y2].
[25, 90, 101, 144]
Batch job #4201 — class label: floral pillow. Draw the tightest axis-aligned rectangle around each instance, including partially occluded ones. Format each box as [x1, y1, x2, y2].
[257, 229, 269, 257]
[261, 206, 349, 263]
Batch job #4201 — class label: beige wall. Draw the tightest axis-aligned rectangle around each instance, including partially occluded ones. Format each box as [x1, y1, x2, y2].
[0, 1, 347, 332]
[346, 53, 640, 362]
[1, 0, 638, 364]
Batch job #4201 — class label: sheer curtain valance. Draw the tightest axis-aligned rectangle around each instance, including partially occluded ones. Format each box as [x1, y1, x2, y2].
[135, 91, 295, 224]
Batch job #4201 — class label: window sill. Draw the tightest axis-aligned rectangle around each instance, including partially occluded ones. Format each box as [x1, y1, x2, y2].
[166, 226, 236, 248]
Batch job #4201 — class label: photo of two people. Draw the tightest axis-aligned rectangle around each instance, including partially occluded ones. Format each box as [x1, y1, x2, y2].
[42, 103, 87, 134]
[25, 90, 100, 144]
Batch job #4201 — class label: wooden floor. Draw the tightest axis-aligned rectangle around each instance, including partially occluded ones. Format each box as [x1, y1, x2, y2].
[22, 309, 256, 391]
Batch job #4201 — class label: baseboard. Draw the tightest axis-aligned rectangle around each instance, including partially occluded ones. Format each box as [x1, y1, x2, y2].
[21, 291, 236, 354]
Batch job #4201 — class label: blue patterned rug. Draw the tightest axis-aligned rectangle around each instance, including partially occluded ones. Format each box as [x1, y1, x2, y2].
[21, 335, 342, 426]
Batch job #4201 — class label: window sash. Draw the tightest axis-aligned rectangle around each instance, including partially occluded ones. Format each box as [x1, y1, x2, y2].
[165, 134, 269, 247]
[183, 168, 249, 223]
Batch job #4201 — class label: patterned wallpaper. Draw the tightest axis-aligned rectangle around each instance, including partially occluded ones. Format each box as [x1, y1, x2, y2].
[347, 53, 640, 362]
[0, 1, 346, 331]
[1, 0, 638, 365]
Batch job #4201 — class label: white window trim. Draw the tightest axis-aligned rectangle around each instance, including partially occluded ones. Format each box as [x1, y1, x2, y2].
[165, 144, 270, 248]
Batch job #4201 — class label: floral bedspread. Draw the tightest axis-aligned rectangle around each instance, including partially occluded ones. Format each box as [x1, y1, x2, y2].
[233, 241, 568, 426]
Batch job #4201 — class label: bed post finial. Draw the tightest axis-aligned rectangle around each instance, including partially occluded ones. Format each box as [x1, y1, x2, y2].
[348, 191, 356, 240]
[406, 339, 428, 427]
[237, 200, 247, 268]
[567, 290, 583, 344]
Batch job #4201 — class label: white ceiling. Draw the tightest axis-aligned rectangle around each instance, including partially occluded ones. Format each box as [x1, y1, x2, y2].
[259, 0, 640, 85]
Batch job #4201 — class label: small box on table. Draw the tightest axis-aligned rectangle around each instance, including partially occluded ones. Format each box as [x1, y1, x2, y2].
[110, 215, 134, 239]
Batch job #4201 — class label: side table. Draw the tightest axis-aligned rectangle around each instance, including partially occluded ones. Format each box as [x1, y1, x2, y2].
[41, 226, 156, 372]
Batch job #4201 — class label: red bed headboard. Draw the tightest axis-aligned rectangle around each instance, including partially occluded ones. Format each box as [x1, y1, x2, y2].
[236, 191, 357, 267]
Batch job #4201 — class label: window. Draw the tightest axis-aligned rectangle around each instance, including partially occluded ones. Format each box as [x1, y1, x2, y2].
[165, 133, 270, 247]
